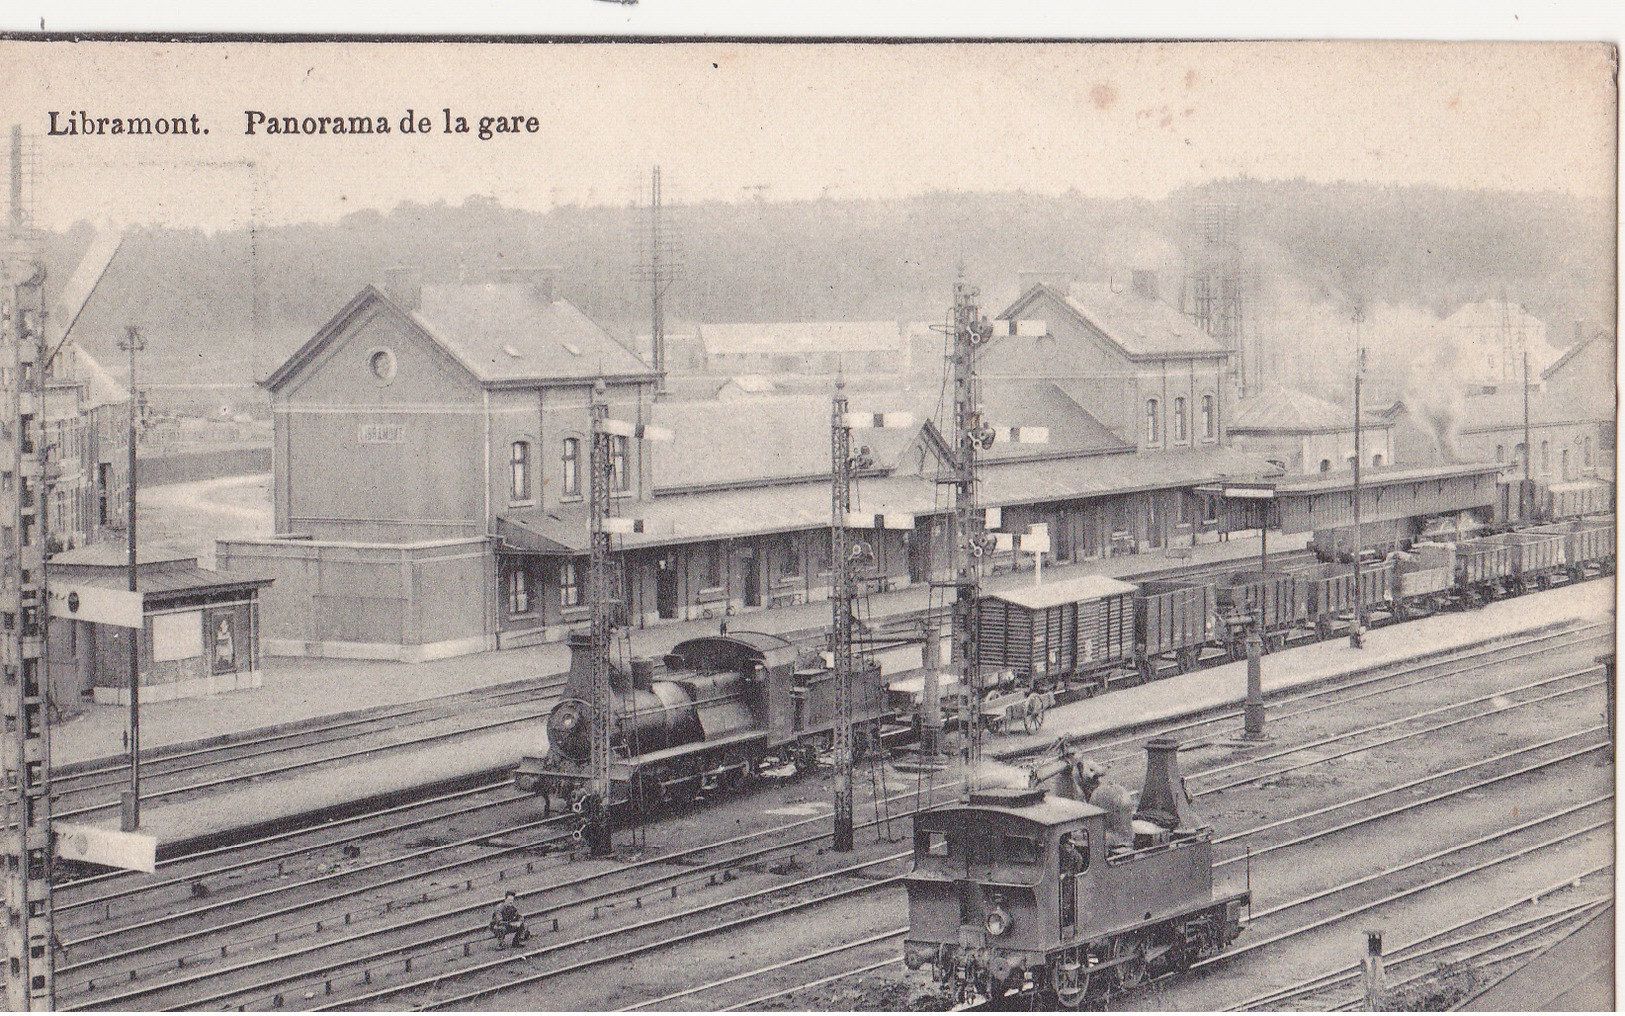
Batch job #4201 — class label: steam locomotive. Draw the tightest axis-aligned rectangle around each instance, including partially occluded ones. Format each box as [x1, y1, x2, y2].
[903, 738, 1249, 1006]
[514, 630, 888, 814]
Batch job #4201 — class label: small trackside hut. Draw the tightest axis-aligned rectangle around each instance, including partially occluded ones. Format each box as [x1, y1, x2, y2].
[904, 738, 1249, 1006]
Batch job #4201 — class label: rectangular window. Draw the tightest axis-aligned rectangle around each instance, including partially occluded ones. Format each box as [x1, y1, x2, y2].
[509, 441, 532, 503]
[1202, 394, 1216, 440]
[1145, 399, 1161, 446]
[611, 435, 630, 492]
[779, 534, 802, 578]
[559, 560, 581, 607]
[507, 568, 532, 615]
[704, 544, 722, 587]
[562, 438, 580, 497]
[916, 829, 949, 858]
[1174, 397, 1188, 443]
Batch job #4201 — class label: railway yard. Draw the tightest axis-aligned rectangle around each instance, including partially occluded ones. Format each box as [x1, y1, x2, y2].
[35, 545, 1615, 1013]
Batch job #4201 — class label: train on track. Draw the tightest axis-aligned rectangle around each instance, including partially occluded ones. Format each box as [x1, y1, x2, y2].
[903, 737, 1249, 1006]
[964, 498, 1613, 724]
[514, 630, 886, 815]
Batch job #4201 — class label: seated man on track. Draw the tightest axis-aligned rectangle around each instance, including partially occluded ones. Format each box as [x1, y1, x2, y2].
[490, 891, 531, 949]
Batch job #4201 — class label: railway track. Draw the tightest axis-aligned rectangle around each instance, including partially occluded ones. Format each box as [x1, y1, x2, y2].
[562, 634, 1610, 1012]
[62, 617, 1604, 1011]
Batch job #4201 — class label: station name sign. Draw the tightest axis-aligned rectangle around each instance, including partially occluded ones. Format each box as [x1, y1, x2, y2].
[56, 822, 157, 873]
[46, 584, 144, 628]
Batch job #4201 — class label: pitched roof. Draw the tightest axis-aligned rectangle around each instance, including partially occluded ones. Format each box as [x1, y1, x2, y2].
[649, 393, 920, 492]
[63, 342, 129, 409]
[1229, 387, 1387, 434]
[987, 575, 1138, 609]
[412, 283, 651, 383]
[912, 380, 1131, 461]
[266, 284, 655, 392]
[978, 446, 1281, 505]
[1001, 283, 1229, 360]
[699, 321, 904, 356]
[1542, 331, 1614, 381]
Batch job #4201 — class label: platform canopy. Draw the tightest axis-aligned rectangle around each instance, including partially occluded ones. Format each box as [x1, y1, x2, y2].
[1198, 463, 1504, 535]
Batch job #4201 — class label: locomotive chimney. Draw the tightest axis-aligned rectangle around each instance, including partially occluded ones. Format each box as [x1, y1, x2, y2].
[564, 630, 595, 699]
[1137, 737, 1205, 834]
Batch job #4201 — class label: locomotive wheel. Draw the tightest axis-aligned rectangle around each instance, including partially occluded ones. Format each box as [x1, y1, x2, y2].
[1111, 933, 1148, 990]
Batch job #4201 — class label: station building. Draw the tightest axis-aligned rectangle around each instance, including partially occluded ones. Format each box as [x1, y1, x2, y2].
[219, 270, 1282, 661]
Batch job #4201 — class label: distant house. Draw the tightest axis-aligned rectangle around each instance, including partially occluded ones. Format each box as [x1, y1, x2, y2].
[696, 320, 906, 376]
[716, 375, 778, 400]
[1386, 330, 1614, 481]
[1445, 300, 1565, 387]
[1228, 387, 1394, 474]
[39, 341, 130, 550]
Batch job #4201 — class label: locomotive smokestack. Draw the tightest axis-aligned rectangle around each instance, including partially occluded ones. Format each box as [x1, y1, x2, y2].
[1137, 737, 1205, 834]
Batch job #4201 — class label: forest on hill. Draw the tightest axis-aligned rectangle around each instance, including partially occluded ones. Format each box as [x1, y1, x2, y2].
[44, 177, 1613, 409]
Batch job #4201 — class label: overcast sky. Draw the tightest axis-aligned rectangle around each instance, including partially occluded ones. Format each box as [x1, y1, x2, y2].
[0, 40, 1615, 232]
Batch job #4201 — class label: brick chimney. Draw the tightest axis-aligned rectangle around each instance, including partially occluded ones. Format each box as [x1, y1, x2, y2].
[1131, 269, 1159, 302]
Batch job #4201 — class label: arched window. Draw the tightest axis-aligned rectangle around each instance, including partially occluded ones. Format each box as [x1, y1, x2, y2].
[1513, 443, 1525, 466]
[1173, 397, 1188, 443]
[559, 560, 581, 607]
[1201, 394, 1215, 440]
[509, 440, 532, 502]
[1541, 440, 1550, 474]
[562, 437, 580, 497]
[1145, 399, 1161, 446]
[1319, 459, 1331, 473]
[1561, 448, 1570, 479]
[506, 567, 532, 615]
[1495, 444, 1505, 463]
[1372, 453, 1384, 467]
[1584, 436, 1594, 468]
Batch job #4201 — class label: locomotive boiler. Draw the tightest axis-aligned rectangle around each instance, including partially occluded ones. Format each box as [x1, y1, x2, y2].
[515, 629, 888, 813]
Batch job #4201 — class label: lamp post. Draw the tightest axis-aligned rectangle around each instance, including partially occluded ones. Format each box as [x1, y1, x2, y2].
[118, 326, 143, 830]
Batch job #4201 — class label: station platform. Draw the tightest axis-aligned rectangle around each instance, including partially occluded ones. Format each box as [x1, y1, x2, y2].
[62, 572, 1612, 856]
[49, 529, 1305, 772]
[46, 531, 1307, 851]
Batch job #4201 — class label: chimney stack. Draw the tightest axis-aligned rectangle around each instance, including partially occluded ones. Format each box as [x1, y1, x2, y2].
[1131, 269, 1160, 302]
[382, 266, 421, 311]
[1136, 737, 1205, 833]
[497, 266, 558, 304]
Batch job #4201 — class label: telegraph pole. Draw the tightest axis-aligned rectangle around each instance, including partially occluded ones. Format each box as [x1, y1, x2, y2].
[830, 380, 856, 852]
[119, 326, 144, 827]
[584, 379, 614, 856]
[1349, 308, 1365, 650]
[1521, 349, 1533, 520]
[2, 121, 57, 1009]
[948, 284, 993, 792]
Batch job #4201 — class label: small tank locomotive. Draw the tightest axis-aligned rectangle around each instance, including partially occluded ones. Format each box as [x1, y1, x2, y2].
[514, 630, 887, 813]
[903, 738, 1249, 1006]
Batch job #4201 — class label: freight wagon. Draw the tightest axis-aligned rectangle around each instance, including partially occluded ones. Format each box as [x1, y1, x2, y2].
[1388, 543, 1457, 619]
[1214, 571, 1302, 655]
[1527, 519, 1616, 581]
[1134, 580, 1214, 680]
[1297, 560, 1394, 639]
[978, 576, 1137, 693]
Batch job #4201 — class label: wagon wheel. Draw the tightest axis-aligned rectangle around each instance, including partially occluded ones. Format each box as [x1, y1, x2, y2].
[1313, 616, 1331, 642]
[1111, 932, 1148, 990]
[1177, 647, 1200, 673]
[1052, 957, 1090, 1008]
[1022, 694, 1046, 734]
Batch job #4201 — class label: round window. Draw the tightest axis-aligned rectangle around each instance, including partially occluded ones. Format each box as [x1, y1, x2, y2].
[368, 348, 397, 383]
